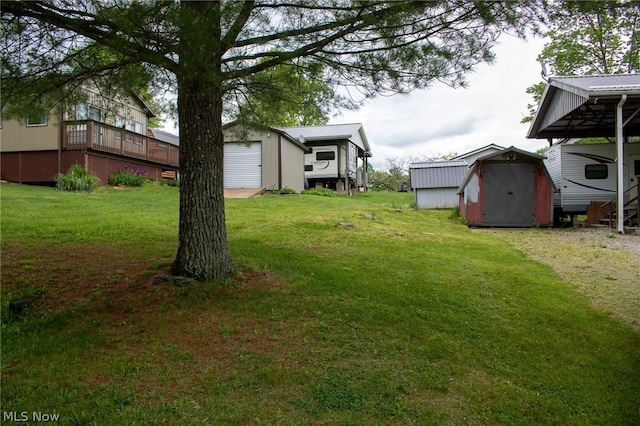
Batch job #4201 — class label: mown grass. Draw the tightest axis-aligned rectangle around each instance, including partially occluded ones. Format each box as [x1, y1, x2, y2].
[1, 183, 639, 425]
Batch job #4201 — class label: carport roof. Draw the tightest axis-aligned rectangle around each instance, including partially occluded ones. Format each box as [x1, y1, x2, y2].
[527, 74, 640, 140]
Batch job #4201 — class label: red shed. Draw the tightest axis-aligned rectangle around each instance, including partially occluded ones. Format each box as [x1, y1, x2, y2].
[457, 147, 555, 227]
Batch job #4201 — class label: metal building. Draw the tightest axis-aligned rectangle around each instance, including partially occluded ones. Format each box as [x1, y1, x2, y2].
[457, 147, 555, 227]
[410, 161, 469, 209]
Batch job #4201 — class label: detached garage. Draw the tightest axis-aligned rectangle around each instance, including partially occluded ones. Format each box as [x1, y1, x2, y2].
[223, 123, 309, 192]
[458, 147, 555, 227]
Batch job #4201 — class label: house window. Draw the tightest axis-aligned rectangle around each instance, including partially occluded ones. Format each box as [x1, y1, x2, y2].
[125, 119, 135, 131]
[76, 104, 102, 121]
[119, 119, 143, 144]
[585, 164, 608, 180]
[26, 114, 47, 127]
[316, 151, 335, 161]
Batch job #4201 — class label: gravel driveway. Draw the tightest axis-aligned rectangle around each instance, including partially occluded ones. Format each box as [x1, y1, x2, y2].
[479, 227, 640, 332]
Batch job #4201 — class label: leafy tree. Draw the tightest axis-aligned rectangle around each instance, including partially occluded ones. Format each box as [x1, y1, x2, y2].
[1, 1, 544, 281]
[369, 154, 458, 191]
[229, 60, 355, 127]
[522, 0, 640, 123]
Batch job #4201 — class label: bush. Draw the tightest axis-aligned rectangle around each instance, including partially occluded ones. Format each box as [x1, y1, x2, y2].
[55, 164, 100, 192]
[108, 164, 149, 187]
[301, 188, 335, 197]
[160, 178, 180, 187]
[279, 187, 297, 194]
[108, 171, 146, 187]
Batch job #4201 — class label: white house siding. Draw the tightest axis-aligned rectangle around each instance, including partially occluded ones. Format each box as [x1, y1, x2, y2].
[416, 187, 459, 209]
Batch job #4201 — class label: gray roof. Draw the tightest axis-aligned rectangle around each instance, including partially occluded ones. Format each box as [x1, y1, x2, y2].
[276, 123, 371, 153]
[457, 146, 553, 193]
[410, 161, 468, 189]
[527, 73, 640, 139]
[451, 144, 506, 161]
[410, 160, 468, 169]
[148, 128, 179, 146]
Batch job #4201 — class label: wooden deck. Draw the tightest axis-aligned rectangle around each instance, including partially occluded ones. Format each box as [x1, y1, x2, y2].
[62, 120, 179, 167]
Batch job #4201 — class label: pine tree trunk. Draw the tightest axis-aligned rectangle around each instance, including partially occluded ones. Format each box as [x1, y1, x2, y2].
[170, 77, 234, 281]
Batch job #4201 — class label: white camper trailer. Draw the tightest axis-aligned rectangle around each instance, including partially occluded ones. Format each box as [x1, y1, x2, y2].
[304, 142, 358, 190]
[304, 145, 339, 179]
[544, 142, 640, 221]
[277, 123, 371, 193]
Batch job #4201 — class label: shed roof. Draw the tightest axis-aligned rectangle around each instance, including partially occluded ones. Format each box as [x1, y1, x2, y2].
[457, 146, 552, 194]
[451, 144, 506, 161]
[527, 74, 640, 139]
[410, 161, 468, 189]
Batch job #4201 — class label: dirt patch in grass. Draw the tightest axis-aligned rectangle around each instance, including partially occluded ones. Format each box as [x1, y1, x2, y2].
[479, 228, 640, 332]
[1, 244, 277, 317]
[1, 243, 300, 402]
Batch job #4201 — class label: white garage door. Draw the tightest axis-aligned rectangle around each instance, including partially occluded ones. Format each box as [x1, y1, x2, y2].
[224, 142, 262, 188]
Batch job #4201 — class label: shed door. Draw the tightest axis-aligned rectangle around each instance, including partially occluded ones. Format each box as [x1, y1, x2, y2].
[224, 142, 262, 188]
[482, 162, 536, 226]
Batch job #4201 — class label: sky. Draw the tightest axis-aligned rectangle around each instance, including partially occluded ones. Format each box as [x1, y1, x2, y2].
[328, 33, 550, 169]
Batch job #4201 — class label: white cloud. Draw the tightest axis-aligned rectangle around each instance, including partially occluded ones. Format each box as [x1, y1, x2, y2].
[330, 34, 550, 168]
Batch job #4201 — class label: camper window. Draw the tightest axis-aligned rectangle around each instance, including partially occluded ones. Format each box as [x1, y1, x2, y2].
[316, 151, 335, 161]
[585, 164, 608, 180]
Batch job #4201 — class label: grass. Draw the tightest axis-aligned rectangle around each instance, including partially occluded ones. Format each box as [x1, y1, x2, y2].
[1, 182, 639, 425]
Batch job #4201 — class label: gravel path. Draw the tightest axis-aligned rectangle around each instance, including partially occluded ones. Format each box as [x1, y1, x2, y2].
[479, 227, 640, 332]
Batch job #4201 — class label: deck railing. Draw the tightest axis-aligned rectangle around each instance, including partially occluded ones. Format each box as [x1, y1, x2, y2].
[62, 120, 179, 167]
[594, 178, 640, 228]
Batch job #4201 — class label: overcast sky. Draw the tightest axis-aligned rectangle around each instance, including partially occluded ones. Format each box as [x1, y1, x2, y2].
[328, 33, 550, 169]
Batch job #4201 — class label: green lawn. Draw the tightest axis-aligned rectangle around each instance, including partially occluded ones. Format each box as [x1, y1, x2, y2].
[1, 183, 639, 425]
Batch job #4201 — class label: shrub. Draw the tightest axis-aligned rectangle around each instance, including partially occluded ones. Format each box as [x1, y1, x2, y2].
[55, 164, 100, 192]
[108, 164, 148, 187]
[160, 178, 180, 187]
[279, 187, 297, 194]
[301, 188, 335, 197]
[108, 171, 146, 187]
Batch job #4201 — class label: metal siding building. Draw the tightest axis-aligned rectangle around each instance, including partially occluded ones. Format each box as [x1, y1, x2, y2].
[223, 123, 309, 192]
[410, 161, 469, 209]
[457, 147, 555, 227]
